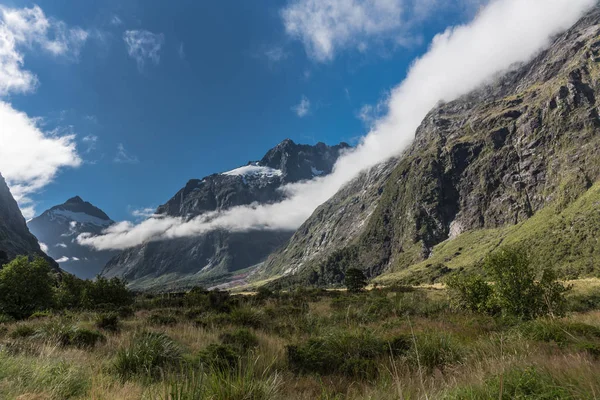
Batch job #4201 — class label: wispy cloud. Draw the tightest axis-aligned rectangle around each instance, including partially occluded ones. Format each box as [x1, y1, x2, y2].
[79, 0, 596, 251]
[264, 46, 289, 63]
[281, 0, 489, 62]
[123, 30, 164, 70]
[291, 95, 311, 117]
[114, 143, 139, 164]
[131, 207, 157, 220]
[82, 135, 98, 154]
[110, 15, 122, 26]
[178, 42, 185, 59]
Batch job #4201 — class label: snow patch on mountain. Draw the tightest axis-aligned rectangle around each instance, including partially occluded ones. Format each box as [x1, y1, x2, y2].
[49, 209, 113, 227]
[223, 164, 283, 178]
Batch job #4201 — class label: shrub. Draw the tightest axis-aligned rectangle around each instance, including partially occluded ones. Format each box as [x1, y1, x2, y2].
[446, 274, 495, 314]
[0, 256, 55, 319]
[84, 276, 134, 309]
[518, 320, 600, 345]
[229, 307, 265, 329]
[114, 331, 183, 381]
[286, 332, 389, 378]
[198, 344, 241, 371]
[484, 246, 570, 320]
[36, 321, 106, 348]
[410, 332, 463, 372]
[148, 313, 178, 326]
[344, 268, 367, 293]
[95, 312, 121, 332]
[10, 324, 36, 339]
[0, 313, 14, 324]
[29, 310, 53, 320]
[54, 273, 87, 309]
[445, 366, 572, 399]
[219, 328, 259, 352]
[68, 328, 106, 348]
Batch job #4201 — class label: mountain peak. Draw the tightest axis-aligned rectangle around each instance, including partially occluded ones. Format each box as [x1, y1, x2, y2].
[66, 196, 84, 204]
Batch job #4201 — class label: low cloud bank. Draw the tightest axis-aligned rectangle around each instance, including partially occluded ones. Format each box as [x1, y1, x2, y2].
[79, 0, 596, 251]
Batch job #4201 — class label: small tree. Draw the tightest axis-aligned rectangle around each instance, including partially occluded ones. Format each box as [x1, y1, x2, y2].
[0, 256, 55, 319]
[345, 268, 367, 293]
[446, 274, 495, 314]
[485, 246, 569, 320]
[83, 276, 134, 309]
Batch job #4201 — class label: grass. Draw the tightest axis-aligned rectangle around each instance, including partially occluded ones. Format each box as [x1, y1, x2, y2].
[0, 287, 599, 398]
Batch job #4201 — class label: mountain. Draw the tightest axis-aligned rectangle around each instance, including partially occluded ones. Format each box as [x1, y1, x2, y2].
[0, 174, 58, 270]
[101, 139, 350, 290]
[28, 196, 116, 279]
[259, 7, 600, 288]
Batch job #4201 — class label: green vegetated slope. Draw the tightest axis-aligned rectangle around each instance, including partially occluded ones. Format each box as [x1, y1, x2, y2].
[261, 8, 600, 288]
[377, 181, 600, 285]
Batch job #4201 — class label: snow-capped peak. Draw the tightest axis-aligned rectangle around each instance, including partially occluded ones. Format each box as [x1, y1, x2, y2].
[222, 164, 283, 179]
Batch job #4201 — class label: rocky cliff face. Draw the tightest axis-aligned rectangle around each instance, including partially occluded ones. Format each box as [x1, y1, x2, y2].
[0, 174, 58, 270]
[28, 197, 116, 279]
[261, 7, 600, 286]
[101, 140, 350, 290]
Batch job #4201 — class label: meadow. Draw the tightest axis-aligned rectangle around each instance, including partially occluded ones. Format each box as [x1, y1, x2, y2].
[2, 277, 600, 400]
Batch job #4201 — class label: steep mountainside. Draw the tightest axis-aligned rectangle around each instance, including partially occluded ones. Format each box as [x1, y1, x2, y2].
[28, 197, 116, 279]
[101, 139, 350, 290]
[0, 174, 58, 270]
[261, 7, 600, 287]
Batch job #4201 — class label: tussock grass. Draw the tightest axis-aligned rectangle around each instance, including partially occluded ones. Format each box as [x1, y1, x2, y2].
[0, 285, 599, 399]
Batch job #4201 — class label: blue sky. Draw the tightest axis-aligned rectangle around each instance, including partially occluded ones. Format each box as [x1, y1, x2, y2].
[1, 0, 481, 221]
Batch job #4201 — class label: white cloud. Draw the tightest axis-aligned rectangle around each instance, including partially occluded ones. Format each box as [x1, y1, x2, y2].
[0, 6, 86, 217]
[0, 5, 88, 95]
[82, 134, 98, 153]
[114, 143, 139, 164]
[0, 102, 81, 214]
[110, 15, 122, 26]
[131, 207, 157, 219]
[291, 95, 311, 117]
[356, 97, 389, 127]
[56, 256, 70, 263]
[264, 46, 289, 63]
[123, 30, 164, 70]
[78, 0, 596, 251]
[39, 242, 48, 252]
[55, 243, 68, 248]
[281, 0, 488, 62]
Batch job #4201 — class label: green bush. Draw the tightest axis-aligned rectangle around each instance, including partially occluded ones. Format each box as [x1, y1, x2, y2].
[345, 268, 367, 293]
[446, 274, 495, 314]
[148, 312, 178, 326]
[95, 312, 121, 332]
[485, 246, 570, 320]
[36, 321, 106, 348]
[0, 313, 14, 324]
[410, 332, 463, 373]
[114, 331, 182, 380]
[286, 332, 390, 379]
[444, 366, 572, 399]
[9, 324, 36, 339]
[229, 307, 265, 329]
[84, 276, 134, 309]
[220, 328, 259, 352]
[0, 256, 55, 319]
[198, 344, 241, 371]
[518, 320, 600, 345]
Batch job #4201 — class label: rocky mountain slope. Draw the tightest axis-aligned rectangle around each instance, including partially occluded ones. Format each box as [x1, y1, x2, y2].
[0, 174, 58, 270]
[101, 139, 350, 290]
[259, 6, 600, 287]
[28, 197, 116, 279]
